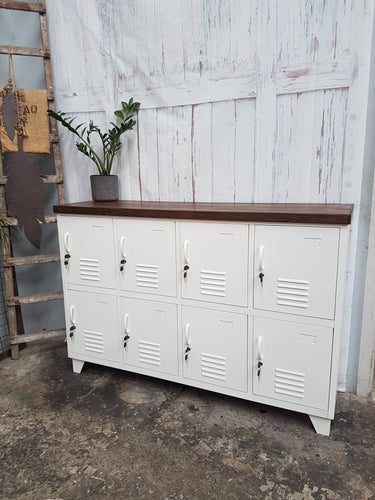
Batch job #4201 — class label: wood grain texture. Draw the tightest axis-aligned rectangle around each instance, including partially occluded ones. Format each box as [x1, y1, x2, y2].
[46, 0, 370, 207]
[11, 328, 66, 344]
[53, 201, 353, 225]
[7, 291, 63, 306]
[0, 0, 46, 13]
[46, 0, 374, 389]
[4, 254, 60, 267]
[0, 45, 48, 57]
[254, 0, 277, 202]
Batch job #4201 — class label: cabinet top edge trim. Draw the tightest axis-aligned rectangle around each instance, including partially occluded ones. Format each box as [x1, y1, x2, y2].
[53, 201, 353, 225]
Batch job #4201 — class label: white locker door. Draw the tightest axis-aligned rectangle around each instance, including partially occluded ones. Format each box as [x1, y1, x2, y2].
[181, 222, 248, 306]
[117, 219, 176, 297]
[182, 306, 248, 392]
[253, 317, 333, 411]
[254, 225, 340, 319]
[58, 216, 116, 290]
[119, 298, 178, 376]
[66, 290, 120, 363]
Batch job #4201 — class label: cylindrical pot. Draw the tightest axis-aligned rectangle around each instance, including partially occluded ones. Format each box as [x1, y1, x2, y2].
[90, 175, 119, 201]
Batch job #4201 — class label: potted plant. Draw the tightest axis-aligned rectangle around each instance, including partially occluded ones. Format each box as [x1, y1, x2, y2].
[48, 98, 140, 201]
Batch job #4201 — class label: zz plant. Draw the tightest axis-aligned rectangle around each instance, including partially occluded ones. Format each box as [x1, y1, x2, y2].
[48, 98, 140, 175]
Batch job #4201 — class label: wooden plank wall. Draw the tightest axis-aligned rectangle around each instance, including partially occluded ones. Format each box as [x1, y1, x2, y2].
[45, 0, 375, 389]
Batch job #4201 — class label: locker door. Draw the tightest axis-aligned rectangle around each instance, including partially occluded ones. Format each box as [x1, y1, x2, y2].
[117, 219, 177, 297]
[66, 290, 120, 363]
[181, 222, 248, 306]
[182, 306, 248, 392]
[253, 317, 333, 410]
[119, 298, 178, 375]
[254, 225, 339, 319]
[58, 216, 116, 290]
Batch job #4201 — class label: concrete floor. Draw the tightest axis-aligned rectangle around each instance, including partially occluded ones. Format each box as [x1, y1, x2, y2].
[0, 338, 374, 500]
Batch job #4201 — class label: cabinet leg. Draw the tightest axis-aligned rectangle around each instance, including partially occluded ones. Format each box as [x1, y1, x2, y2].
[72, 359, 85, 374]
[309, 415, 331, 436]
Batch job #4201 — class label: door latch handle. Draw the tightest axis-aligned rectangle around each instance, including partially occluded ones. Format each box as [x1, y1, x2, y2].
[123, 334, 130, 349]
[183, 264, 190, 279]
[184, 346, 191, 361]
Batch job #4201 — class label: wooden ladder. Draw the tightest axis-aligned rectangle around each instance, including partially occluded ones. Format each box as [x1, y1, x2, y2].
[0, 0, 65, 359]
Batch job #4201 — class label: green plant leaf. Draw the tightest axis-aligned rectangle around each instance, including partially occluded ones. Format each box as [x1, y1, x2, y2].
[114, 110, 124, 120]
[48, 97, 140, 175]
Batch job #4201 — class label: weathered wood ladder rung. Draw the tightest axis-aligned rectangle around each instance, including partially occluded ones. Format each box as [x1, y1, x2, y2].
[11, 328, 66, 345]
[2, 215, 57, 226]
[4, 253, 60, 267]
[7, 291, 64, 306]
[0, 0, 66, 360]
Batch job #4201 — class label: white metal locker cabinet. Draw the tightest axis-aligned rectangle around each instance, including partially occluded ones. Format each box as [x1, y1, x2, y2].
[253, 317, 333, 410]
[119, 297, 178, 375]
[66, 290, 120, 363]
[253, 225, 340, 319]
[117, 219, 177, 297]
[182, 306, 248, 392]
[59, 216, 117, 290]
[181, 222, 248, 306]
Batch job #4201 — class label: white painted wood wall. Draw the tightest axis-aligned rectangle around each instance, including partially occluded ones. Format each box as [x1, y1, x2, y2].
[46, 0, 375, 390]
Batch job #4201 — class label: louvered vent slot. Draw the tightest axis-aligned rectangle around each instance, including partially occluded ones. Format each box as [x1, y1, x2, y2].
[80, 258, 100, 281]
[201, 352, 227, 381]
[139, 340, 161, 366]
[200, 270, 226, 297]
[136, 264, 159, 289]
[277, 278, 309, 308]
[274, 368, 305, 399]
[84, 330, 104, 354]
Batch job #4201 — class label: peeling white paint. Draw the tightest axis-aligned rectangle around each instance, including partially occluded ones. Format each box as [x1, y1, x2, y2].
[46, 0, 375, 389]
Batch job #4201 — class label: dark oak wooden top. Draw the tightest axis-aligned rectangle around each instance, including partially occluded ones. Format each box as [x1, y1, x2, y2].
[53, 201, 353, 225]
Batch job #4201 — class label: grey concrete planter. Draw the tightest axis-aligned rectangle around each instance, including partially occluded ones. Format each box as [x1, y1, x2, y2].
[90, 175, 119, 201]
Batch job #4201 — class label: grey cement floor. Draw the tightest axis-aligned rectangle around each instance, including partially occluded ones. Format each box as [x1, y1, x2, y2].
[0, 338, 374, 500]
